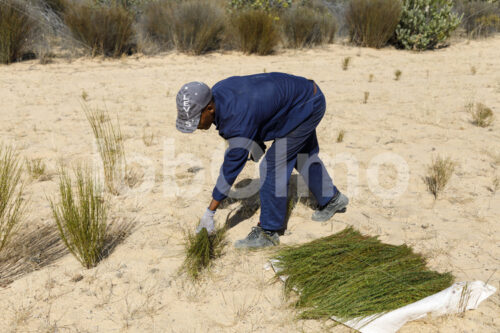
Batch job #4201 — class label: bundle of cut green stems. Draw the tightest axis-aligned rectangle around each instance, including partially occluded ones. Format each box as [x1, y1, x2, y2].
[273, 227, 453, 321]
[184, 226, 227, 280]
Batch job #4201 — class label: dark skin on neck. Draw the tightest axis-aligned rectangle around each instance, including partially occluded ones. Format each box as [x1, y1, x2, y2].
[197, 100, 221, 211]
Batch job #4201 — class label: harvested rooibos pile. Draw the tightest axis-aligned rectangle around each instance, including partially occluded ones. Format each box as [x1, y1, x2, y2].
[273, 227, 453, 321]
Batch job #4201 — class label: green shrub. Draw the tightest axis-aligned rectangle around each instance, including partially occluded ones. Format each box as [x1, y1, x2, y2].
[232, 10, 280, 55]
[83, 103, 125, 195]
[0, 0, 35, 64]
[170, 1, 225, 55]
[424, 155, 455, 199]
[394, 0, 462, 50]
[281, 5, 337, 48]
[345, 0, 402, 48]
[184, 227, 228, 280]
[455, 0, 500, 38]
[50, 165, 107, 268]
[0, 145, 25, 253]
[64, 2, 135, 57]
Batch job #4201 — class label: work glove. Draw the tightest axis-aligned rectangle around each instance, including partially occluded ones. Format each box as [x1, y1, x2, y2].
[248, 141, 266, 162]
[196, 208, 216, 234]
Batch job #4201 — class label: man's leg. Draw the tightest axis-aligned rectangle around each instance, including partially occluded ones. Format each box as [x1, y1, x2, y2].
[295, 131, 337, 208]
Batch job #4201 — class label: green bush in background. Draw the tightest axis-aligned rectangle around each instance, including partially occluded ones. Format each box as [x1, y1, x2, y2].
[228, 0, 292, 11]
[455, 0, 500, 38]
[346, 0, 402, 48]
[170, 1, 226, 55]
[0, 0, 35, 64]
[394, 0, 462, 50]
[232, 9, 280, 55]
[281, 5, 337, 48]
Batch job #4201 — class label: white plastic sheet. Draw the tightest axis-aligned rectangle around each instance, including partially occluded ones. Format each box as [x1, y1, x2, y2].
[266, 260, 496, 333]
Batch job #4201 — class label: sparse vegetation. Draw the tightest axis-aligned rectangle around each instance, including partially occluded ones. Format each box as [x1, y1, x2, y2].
[232, 10, 280, 55]
[0, 145, 26, 252]
[342, 56, 351, 70]
[25, 158, 49, 181]
[273, 227, 454, 320]
[50, 165, 107, 268]
[394, 69, 402, 80]
[395, 0, 462, 50]
[346, 0, 402, 48]
[141, 0, 173, 50]
[455, 0, 500, 38]
[336, 129, 345, 143]
[142, 127, 155, 146]
[488, 175, 499, 194]
[281, 5, 336, 48]
[0, 0, 35, 64]
[469, 103, 494, 127]
[424, 155, 456, 199]
[83, 103, 125, 195]
[184, 226, 228, 280]
[363, 91, 369, 104]
[64, 2, 134, 57]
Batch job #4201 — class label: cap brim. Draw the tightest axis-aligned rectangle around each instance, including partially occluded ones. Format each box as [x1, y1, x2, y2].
[176, 116, 201, 133]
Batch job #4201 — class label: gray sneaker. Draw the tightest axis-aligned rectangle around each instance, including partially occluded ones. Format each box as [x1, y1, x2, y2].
[311, 192, 349, 222]
[234, 226, 280, 249]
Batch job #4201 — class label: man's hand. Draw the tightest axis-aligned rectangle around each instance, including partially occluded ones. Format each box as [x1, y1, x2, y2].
[196, 208, 216, 234]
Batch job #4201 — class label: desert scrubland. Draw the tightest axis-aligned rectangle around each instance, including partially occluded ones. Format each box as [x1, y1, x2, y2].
[0, 35, 499, 332]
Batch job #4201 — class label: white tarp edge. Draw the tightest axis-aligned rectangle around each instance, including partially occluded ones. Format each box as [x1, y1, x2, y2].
[265, 260, 496, 333]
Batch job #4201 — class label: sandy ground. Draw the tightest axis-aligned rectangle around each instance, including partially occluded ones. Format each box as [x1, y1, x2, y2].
[0, 37, 499, 332]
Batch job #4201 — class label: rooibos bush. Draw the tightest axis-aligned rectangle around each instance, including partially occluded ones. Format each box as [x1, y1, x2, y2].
[233, 10, 280, 55]
[346, 0, 402, 48]
[281, 5, 336, 48]
[64, 2, 134, 57]
[184, 227, 228, 280]
[394, 0, 461, 50]
[50, 165, 107, 268]
[0, 0, 35, 64]
[0, 145, 26, 252]
[170, 1, 225, 55]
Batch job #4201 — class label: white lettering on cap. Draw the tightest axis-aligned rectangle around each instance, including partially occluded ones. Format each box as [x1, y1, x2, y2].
[183, 94, 190, 113]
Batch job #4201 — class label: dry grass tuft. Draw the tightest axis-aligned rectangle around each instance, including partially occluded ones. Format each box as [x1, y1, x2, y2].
[336, 129, 345, 143]
[342, 56, 351, 70]
[83, 103, 125, 195]
[363, 91, 369, 104]
[424, 156, 456, 199]
[394, 69, 402, 81]
[25, 157, 50, 181]
[233, 10, 280, 55]
[0, 145, 26, 253]
[469, 103, 494, 127]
